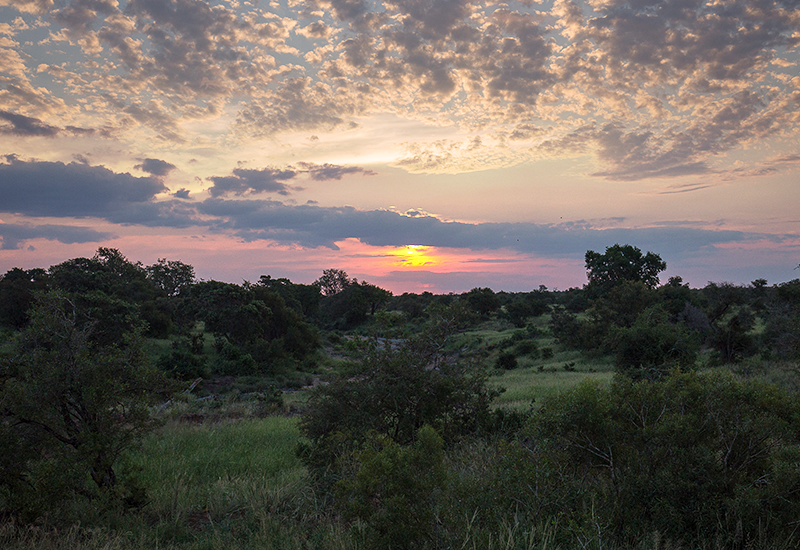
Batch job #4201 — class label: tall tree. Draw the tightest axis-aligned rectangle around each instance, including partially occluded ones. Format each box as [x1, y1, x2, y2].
[585, 244, 666, 294]
[146, 258, 195, 297]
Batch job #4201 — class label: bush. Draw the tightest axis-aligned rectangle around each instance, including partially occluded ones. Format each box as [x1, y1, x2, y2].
[608, 306, 700, 379]
[525, 371, 800, 545]
[0, 292, 167, 520]
[496, 351, 518, 370]
[298, 307, 500, 487]
[335, 426, 446, 549]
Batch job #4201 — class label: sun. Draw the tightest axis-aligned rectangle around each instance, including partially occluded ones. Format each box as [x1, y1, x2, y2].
[392, 245, 439, 268]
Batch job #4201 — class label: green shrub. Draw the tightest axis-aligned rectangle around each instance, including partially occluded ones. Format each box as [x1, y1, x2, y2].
[0, 292, 166, 521]
[514, 339, 539, 357]
[525, 371, 800, 545]
[335, 426, 446, 549]
[608, 305, 699, 379]
[496, 351, 518, 370]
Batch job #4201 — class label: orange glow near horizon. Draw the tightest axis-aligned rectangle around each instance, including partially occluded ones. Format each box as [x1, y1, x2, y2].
[390, 245, 440, 268]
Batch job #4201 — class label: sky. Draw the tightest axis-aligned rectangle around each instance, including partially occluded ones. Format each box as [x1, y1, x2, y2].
[0, 0, 799, 294]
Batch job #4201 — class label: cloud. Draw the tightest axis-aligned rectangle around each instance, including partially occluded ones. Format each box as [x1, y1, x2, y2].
[0, 0, 52, 15]
[297, 162, 376, 180]
[0, 222, 113, 250]
[198, 197, 772, 262]
[207, 167, 298, 197]
[2, 0, 799, 186]
[135, 157, 177, 176]
[207, 162, 377, 196]
[0, 110, 59, 136]
[0, 158, 167, 218]
[0, 156, 792, 269]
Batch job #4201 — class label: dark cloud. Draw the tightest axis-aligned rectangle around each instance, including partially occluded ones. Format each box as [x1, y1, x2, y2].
[135, 158, 177, 176]
[207, 167, 297, 197]
[296, 162, 376, 180]
[198, 198, 765, 261]
[0, 158, 167, 218]
[0, 156, 791, 270]
[0, 223, 113, 250]
[0, 110, 59, 137]
[173, 188, 190, 199]
[206, 163, 376, 196]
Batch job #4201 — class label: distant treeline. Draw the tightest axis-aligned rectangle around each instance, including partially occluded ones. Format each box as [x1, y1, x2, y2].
[2, 246, 799, 379]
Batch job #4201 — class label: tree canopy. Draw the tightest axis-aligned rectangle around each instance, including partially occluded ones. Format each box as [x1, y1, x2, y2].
[585, 244, 666, 292]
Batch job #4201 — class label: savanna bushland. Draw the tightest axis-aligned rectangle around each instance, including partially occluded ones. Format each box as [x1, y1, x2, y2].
[1, 245, 800, 549]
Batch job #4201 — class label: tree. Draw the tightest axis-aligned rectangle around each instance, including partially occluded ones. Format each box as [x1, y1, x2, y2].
[48, 248, 171, 338]
[318, 280, 393, 329]
[585, 244, 666, 294]
[0, 267, 49, 329]
[464, 287, 501, 317]
[185, 281, 319, 373]
[0, 292, 166, 518]
[314, 268, 353, 296]
[145, 258, 195, 297]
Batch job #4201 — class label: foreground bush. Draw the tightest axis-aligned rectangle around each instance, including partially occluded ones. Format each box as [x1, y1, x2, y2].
[0, 292, 167, 520]
[523, 370, 800, 546]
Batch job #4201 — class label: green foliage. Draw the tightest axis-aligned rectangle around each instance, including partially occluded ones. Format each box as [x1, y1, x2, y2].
[708, 306, 757, 363]
[335, 426, 446, 550]
[585, 244, 666, 295]
[314, 268, 354, 296]
[549, 306, 604, 351]
[145, 258, 195, 297]
[156, 335, 208, 380]
[526, 371, 800, 545]
[502, 292, 549, 327]
[318, 280, 393, 329]
[0, 268, 49, 329]
[298, 307, 499, 483]
[496, 351, 518, 370]
[258, 275, 321, 319]
[463, 287, 501, 318]
[0, 292, 168, 520]
[607, 306, 700, 379]
[186, 280, 319, 370]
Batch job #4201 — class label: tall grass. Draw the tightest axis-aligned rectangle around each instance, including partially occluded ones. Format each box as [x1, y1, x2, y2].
[491, 367, 614, 410]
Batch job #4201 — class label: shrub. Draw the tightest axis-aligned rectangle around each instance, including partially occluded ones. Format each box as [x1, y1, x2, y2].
[525, 371, 800, 545]
[0, 292, 167, 520]
[496, 351, 518, 370]
[335, 426, 446, 549]
[298, 307, 500, 487]
[608, 306, 700, 379]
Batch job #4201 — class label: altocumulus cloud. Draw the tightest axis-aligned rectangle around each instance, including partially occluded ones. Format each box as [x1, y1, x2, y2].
[4, 0, 799, 177]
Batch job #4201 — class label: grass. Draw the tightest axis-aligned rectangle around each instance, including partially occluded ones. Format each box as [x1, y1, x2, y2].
[491, 367, 615, 410]
[133, 416, 308, 535]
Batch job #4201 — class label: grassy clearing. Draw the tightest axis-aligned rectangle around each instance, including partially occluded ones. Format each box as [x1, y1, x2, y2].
[491, 367, 614, 410]
[134, 416, 306, 524]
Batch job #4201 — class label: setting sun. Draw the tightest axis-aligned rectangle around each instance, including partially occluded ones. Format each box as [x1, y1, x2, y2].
[392, 245, 439, 268]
